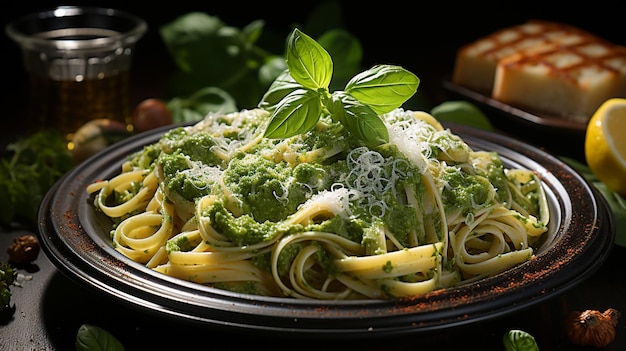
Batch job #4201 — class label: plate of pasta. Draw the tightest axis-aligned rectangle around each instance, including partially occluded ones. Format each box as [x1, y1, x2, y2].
[38, 108, 613, 337]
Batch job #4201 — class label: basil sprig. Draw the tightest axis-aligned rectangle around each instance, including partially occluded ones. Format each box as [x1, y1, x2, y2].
[259, 28, 420, 148]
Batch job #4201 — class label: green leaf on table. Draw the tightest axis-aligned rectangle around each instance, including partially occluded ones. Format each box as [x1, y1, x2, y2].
[503, 329, 539, 351]
[430, 100, 493, 130]
[75, 324, 125, 351]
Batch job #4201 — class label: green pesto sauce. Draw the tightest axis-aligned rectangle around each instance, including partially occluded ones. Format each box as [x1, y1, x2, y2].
[128, 143, 162, 170]
[346, 146, 425, 249]
[159, 151, 215, 202]
[305, 215, 365, 244]
[382, 260, 393, 273]
[442, 168, 493, 213]
[510, 175, 541, 215]
[223, 153, 323, 223]
[206, 199, 302, 246]
[523, 182, 541, 215]
[112, 181, 143, 204]
[138, 109, 535, 262]
[481, 152, 509, 203]
[161, 128, 224, 167]
[300, 117, 352, 155]
[212, 281, 263, 295]
[383, 203, 419, 245]
[166, 234, 200, 253]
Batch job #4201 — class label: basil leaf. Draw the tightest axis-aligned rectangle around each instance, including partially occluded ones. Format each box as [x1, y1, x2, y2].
[286, 28, 333, 91]
[503, 329, 539, 351]
[258, 70, 303, 111]
[240, 19, 265, 45]
[258, 56, 288, 88]
[332, 92, 389, 148]
[264, 89, 322, 138]
[76, 324, 125, 351]
[317, 29, 362, 91]
[345, 65, 419, 114]
[430, 100, 493, 131]
[167, 87, 238, 124]
[159, 12, 226, 73]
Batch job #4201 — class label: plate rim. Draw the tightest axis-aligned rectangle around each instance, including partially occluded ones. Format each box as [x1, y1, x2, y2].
[37, 121, 615, 337]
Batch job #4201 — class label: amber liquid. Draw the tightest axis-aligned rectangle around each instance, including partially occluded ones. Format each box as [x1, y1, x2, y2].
[27, 71, 131, 139]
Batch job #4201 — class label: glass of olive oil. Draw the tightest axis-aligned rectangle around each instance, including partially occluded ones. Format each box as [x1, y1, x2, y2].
[6, 6, 147, 140]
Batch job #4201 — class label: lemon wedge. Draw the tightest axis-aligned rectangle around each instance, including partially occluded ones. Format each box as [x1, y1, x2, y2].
[585, 98, 626, 197]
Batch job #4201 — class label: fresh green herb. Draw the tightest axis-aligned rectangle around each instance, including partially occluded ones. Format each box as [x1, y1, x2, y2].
[166, 87, 239, 123]
[0, 261, 17, 322]
[503, 329, 540, 351]
[430, 100, 494, 131]
[159, 12, 279, 111]
[76, 324, 125, 351]
[0, 130, 73, 228]
[561, 156, 626, 246]
[259, 28, 419, 148]
[159, 11, 366, 125]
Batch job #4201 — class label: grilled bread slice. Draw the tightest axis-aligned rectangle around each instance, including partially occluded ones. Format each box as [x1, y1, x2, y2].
[452, 20, 626, 122]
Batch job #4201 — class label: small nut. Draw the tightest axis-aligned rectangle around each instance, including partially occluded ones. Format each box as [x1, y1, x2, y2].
[7, 235, 40, 264]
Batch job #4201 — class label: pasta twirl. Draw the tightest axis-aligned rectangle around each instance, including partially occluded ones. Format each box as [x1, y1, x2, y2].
[87, 108, 549, 300]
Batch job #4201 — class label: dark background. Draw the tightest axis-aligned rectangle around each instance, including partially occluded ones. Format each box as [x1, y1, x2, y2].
[2, 0, 625, 144]
[2, 3, 625, 349]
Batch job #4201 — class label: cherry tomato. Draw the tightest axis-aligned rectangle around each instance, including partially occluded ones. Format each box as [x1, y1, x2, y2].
[132, 98, 173, 133]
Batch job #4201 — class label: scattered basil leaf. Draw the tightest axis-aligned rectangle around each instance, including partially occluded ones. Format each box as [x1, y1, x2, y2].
[430, 100, 494, 131]
[76, 324, 125, 351]
[503, 329, 539, 351]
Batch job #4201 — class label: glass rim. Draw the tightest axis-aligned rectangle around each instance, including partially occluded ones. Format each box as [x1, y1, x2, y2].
[5, 6, 148, 52]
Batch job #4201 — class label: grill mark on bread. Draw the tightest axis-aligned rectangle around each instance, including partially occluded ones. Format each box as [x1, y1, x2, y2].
[499, 36, 625, 84]
[452, 19, 626, 121]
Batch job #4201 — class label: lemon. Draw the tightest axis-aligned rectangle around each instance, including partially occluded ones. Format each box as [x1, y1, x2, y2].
[585, 98, 626, 197]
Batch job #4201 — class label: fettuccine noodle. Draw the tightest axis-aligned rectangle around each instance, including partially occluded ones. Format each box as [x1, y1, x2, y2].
[87, 108, 549, 299]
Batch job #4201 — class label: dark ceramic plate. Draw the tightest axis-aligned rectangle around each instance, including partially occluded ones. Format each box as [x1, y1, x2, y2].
[441, 80, 588, 137]
[37, 122, 614, 338]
